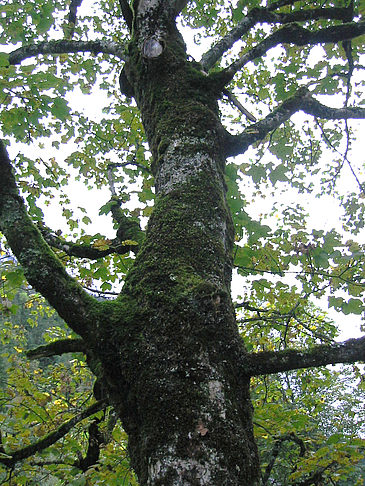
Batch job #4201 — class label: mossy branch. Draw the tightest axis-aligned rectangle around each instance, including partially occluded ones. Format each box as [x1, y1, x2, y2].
[0, 401, 106, 468]
[0, 140, 102, 338]
[26, 338, 86, 359]
[224, 87, 365, 158]
[109, 197, 144, 248]
[7, 39, 125, 65]
[200, 5, 354, 72]
[245, 335, 365, 376]
[219, 20, 365, 86]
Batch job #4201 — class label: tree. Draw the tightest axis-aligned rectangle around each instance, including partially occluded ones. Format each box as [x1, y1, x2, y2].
[0, 0, 365, 484]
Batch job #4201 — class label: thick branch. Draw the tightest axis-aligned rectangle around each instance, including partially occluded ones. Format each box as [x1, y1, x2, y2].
[224, 87, 308, 157]
[222, 20, 365, 85]
[301, 96, 365, 120]
[0, 141, 101, 337]
[224, 88, 365, 158]
[246, 335, 365, 376]
[26, 338, 86, 359]
[200, 6, 352, 71]
[8, 39, 125, 65]
[0, 401, 106, 468]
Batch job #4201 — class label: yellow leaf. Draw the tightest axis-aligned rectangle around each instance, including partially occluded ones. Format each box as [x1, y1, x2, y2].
[122, 240, 138, 246]
[92, 239, 111, 250]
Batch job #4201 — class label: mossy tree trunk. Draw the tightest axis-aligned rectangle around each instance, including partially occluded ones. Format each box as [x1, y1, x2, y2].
[98, 4, 261, 484]
[0, 1, 261, 481]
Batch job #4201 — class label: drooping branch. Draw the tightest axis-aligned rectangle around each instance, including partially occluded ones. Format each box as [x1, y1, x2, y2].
[224, 87, 365, 158]
[200, 5, 352, 71]
[26, 338, 86, 359]
[221, 20, 365, 85]
[245, 335, 365, 376]
[0, 141, 101, 337]
[0, 401, 106, 468]
[7, 39, 125, 65]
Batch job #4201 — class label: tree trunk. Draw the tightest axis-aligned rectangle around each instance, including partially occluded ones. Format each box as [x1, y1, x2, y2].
[92, 13, 260, 486]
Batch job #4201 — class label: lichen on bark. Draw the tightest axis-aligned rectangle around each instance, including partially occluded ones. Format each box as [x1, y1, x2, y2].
[99, 8, 261, 483]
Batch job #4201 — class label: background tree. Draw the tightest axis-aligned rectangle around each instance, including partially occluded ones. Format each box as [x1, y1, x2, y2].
[0, 0, 365, 484]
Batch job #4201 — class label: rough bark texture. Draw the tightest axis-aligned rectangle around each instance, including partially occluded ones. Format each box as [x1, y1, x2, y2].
[94, 6, 260, 485]
[0, 3, 261, 480]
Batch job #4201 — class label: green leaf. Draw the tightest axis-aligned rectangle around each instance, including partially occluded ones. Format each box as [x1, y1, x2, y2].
[50, 98, 70, 121]
[269, 164, 289, 185]
[342, 298, 364, 315]
[312, 248, 329, 268]
[247, 165, 267, 184]
[0, 52, 9, 67]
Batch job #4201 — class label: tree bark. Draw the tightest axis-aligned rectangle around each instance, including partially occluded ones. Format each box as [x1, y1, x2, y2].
[92, 4, 260, 484]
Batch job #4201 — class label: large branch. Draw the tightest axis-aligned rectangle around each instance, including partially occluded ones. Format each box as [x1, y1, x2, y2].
[0, 141, 101, 337]
[246, 335, 365, 376]
[26, 338, 86, 359]
[223, 87, 307, 157]
[0, 401, 106, 468]
[221, 20, 365, 85]
[200, 5, 352, 71]
[301, 96, 365, 120]
[7, 39, 125, 65]
[224, 88, 365, 158]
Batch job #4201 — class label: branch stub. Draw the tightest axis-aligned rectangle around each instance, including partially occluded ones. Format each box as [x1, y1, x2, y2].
[143, 37, 164, 58]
